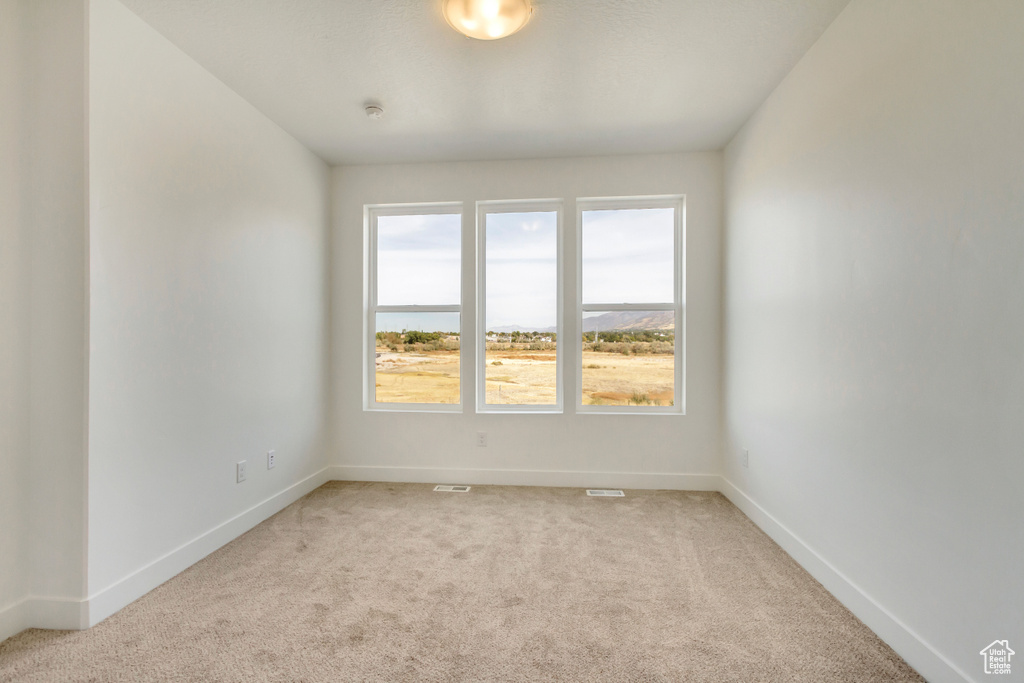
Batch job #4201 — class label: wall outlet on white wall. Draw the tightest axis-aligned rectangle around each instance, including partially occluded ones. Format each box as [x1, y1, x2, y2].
[267, 450, 276, 469]
[741, 449, 749, 468]
[476, 432, 487, 447]
[236, 460, 247, 483]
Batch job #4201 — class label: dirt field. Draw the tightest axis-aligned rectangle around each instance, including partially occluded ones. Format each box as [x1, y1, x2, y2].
[580, 351, 674, 406]
[374, 349, 460, 404]
[375, 346, 673, 406]
[485, 349, 557, 405]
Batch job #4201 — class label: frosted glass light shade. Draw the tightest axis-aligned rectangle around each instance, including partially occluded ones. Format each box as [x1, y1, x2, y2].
[443, 0, 533, 40]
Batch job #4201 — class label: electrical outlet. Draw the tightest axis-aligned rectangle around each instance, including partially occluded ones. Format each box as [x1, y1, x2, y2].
[741, 449, 749, 468]
[476, 432, 487, 447]
[267, 450, 276, 470]
[236, 460, 247, 483]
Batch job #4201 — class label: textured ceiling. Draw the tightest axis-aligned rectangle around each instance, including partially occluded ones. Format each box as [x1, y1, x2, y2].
[116, 0, 851, 165]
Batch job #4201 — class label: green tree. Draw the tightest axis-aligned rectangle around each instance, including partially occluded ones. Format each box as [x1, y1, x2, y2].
[404, 330, 441, 344]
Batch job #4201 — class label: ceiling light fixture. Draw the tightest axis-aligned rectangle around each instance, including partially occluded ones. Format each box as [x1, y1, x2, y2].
[442, 0, 533, 41]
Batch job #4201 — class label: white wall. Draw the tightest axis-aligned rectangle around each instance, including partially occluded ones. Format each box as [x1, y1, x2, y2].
[26, 0, 90, 626]
[723, 1, 1024, 681]
[332, 153, 722, 486]
[87, 0, 331, 617]
[0, 0, 32, 638]
[1, 0, 90, 638]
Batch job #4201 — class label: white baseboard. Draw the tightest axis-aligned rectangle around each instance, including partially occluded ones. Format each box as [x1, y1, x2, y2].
[0, 595, 88, 643]
[0, 598, 29, 644]
[29, 595, 89, 630]
[85, 467, 332, 628]
[327, 465, 721, 491]
[718, 478, 972, 683]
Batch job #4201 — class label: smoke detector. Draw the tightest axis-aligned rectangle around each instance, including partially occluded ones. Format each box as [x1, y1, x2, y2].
[364, 104, 384, 120]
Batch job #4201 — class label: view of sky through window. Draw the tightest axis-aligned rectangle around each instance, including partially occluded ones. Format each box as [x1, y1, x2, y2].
[482, 210, 559, 407]
[582, 208, 674, 304]
[372, 210, 462, 405]
[369, 201, 680, 410]
[485, 211, 557, 331]
[376, 213, 461, 307]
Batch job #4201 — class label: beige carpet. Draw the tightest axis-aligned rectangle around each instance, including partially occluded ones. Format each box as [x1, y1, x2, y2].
[0, 482, 923, 682]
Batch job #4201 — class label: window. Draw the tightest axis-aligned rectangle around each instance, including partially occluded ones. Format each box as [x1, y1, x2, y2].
[476, 201, 562, 412]
[366, 204, 462, 410]
[577, 196, 684, 413]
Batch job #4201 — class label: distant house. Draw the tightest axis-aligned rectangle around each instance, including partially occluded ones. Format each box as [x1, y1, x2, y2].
[979, 640, 1014, 675]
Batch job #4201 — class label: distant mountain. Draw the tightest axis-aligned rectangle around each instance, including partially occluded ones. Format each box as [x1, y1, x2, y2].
[486, 310, 672, 334]
[582, 310, 673, 332]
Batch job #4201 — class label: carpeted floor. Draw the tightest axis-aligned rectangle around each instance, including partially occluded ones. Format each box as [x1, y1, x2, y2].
[0, 482, 923, 682]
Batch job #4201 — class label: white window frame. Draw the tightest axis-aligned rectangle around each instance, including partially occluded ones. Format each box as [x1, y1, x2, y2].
[576, 195, 685, 415]
[364, 202, 463, 412]
[475, 199, 564, 414]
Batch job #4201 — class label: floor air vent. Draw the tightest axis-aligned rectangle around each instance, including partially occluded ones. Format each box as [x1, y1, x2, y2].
[586, 489, 625, 497]
[433, 485, 471, 492]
